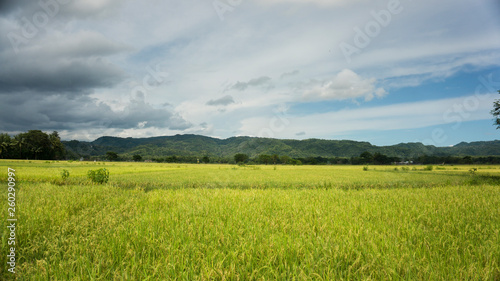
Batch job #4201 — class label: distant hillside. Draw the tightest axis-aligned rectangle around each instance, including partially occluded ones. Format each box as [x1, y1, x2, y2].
[63, 134, 500, 160]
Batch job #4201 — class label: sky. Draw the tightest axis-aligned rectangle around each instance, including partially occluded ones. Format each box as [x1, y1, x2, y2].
[1, 0, 500, 146]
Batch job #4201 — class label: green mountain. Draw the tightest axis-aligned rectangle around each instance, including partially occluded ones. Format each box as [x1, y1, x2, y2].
[63, 134, 500, 160]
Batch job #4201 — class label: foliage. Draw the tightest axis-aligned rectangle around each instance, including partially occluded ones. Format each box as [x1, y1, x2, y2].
[360, 151, 373, 164]
[234, 153, 249, 163]
[424, 165, 434, 171]
[492, 90, 500, 129]
[87, 168, 110, 184]
[60, 169, 70, 180]
[202, 156, 210, 163]
[106, 151, 119, 161]
[0, 130, 65, 160]
[132, 154, 142, 162]
[62, 135, 500, 162]
[257, 154, 272, 164]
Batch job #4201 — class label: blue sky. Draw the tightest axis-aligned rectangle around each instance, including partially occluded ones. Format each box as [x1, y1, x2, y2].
[0, 0, 499, 146]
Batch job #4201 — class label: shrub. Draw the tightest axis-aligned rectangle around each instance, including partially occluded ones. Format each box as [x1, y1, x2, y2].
[424, 165, 434, 171]
[363, 166, 369, 171]
[87, 168, 109, 184]
[60, 169, 70, 180]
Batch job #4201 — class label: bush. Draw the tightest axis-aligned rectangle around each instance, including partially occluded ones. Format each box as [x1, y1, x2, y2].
[87, 168, 109, 184]
[60, 169, 70, 180]
[424, 165, 434, 171]
[363, 166, 369, 171]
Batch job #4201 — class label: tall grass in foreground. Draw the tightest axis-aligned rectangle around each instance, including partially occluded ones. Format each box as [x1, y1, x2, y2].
[2, 182, 499, 280]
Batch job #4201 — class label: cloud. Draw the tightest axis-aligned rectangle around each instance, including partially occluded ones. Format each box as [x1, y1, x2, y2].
[206, 95, 235, 106]
[296, 131, 306, 136]
[0, 0, 126, 19]
[239, 93, 498, 138]
[0, 92, 192, 133]
[0, 30, 129, 94]
[256, 0, 359, 7]
[280, 70, 300, 79]
[302, 69, 386, 102]
[230, 76, 273, 91]
[0, 0, 499, 144]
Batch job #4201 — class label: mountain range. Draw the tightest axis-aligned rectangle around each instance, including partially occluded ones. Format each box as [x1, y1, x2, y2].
[63, 134, 500, 160]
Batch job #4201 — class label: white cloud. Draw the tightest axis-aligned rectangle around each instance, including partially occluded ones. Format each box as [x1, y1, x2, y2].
[2, 0, 500, 143]
[256, 0, 362, 7]
[302, 69, 386, 101]
[239, 93, 498, 138]
[206, 95, 235, 106]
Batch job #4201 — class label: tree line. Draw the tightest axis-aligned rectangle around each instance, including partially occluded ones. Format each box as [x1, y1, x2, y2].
[0, 130, 65, 160]
[2, 129, 500, 165]
[124, 152, 500, 165]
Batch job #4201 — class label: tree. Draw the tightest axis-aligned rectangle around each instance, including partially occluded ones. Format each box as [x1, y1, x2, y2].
[257, 154, 271, 164]
[0, 131, 66, 160]
[280, 155, 291, 165]
[360, 151, 373, 164]
[106, 151, 119, 161]
[19, 130, 52, 160]
[49, 131, 65, 159]
[0, 142, 9, 159]
[202, 156, 210, 163]
[462, 156, 473, 164]
[0, 134, 11, 159]
[373, 152, 391, 165]
[32, 146, 43, 160]
[271, 154, 279, 165]
[166, 155, 178, 163]
[12, 137, 25, 159]
[493, 90, 500, 129]
[234, 153, 249, 163]
[133, 154, 143, 162]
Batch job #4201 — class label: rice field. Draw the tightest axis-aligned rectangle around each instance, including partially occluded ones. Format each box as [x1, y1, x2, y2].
[1, 160, 499, 280]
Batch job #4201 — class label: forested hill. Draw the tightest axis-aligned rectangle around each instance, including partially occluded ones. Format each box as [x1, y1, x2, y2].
[63, 134, 500, 160]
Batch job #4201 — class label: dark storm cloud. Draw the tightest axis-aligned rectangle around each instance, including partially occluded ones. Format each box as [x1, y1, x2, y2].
[0, 0, 28, 15]
[0, 30, 130, 94]
[230, 76, 273, 91]
[0, 93, 192, 132]
[206, 95, 235, 106]
[0, 0, 125, 19]
[0, 58, 127, 94]
[0, 8, 191, 134]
